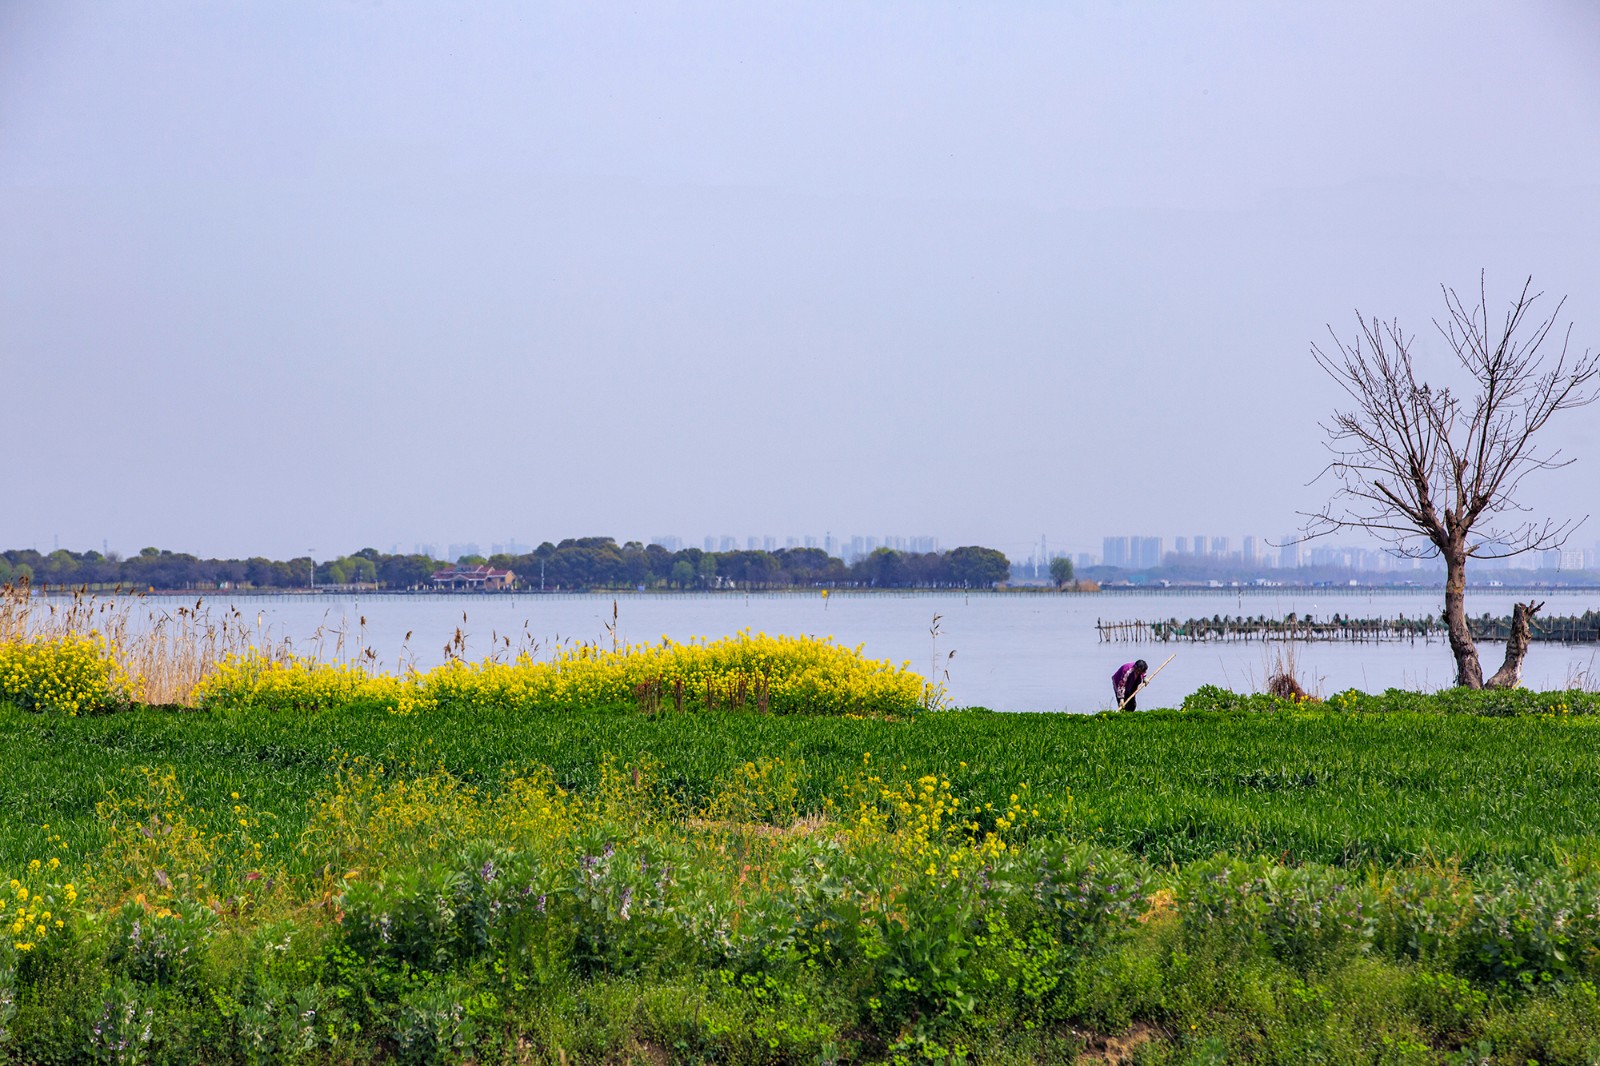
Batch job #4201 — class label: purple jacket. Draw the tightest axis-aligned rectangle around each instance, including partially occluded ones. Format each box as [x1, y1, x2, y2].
[1112, 662, 1146, 699]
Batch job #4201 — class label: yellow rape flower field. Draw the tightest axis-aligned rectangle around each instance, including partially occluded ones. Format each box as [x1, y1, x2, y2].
[2, 616, 941, 721]
[193, 630, 943, 719]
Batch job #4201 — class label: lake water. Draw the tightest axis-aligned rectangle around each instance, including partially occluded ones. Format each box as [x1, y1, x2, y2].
[124, 588, 1600, 713]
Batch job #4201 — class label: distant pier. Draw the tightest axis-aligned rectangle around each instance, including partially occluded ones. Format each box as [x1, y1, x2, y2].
[1096, 611, 1600, 644]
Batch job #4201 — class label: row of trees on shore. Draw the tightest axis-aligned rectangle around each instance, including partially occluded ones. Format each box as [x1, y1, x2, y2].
[0, 540, 1012, 592]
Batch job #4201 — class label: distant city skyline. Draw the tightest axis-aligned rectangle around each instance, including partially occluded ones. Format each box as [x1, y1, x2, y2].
[11, 527, 1599, 573]
[9, 526, 1599, 578]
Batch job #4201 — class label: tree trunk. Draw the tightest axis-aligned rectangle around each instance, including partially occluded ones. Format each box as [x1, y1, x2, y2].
[1485, 600, 1544, 689]
[1442, 548, 1484, 688]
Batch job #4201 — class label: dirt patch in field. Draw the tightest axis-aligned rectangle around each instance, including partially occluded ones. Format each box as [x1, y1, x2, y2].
[1073, 1021, 1165, 1065]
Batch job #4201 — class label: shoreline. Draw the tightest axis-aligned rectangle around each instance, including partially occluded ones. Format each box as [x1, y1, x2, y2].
[26, 583, 1600, 598]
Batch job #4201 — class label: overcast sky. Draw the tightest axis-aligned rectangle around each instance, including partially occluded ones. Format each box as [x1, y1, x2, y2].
[3, 1, 1598, 563]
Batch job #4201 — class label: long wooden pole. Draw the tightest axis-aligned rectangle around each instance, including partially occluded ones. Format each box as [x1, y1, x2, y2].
[1116, 652, 1176, 711]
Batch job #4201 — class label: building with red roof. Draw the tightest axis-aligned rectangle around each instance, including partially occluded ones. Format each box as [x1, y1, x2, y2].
[429, 564, 517, 591]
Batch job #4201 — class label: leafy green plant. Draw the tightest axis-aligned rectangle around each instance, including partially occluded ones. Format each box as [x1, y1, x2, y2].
[104, 897, 215, 990]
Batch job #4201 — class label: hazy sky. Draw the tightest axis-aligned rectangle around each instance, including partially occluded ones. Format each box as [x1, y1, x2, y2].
[4, 1, 1598, 563]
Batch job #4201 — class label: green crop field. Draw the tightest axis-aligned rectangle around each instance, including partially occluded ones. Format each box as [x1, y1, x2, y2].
[8, 700, 1600, 875]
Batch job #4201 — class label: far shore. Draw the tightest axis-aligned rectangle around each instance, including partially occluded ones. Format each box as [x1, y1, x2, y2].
[28, 582, 1600, 597]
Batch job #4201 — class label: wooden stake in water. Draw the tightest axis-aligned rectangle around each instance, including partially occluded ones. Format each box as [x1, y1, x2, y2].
[1116, 652, 1176, 711]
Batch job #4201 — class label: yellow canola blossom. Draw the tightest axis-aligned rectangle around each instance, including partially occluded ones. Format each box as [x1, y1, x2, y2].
[836, 769, 1035, 880]
[195, 631, 941, 718]
[1, 859, 82, 954]
[188, 654, 412, 714]
[0, 634, 135, 715]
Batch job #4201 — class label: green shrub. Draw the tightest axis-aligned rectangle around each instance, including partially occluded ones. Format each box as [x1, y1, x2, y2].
[103, 898, 215, 991]
[1178, 857, 1377, 967]
[1407, 969, 1488, 1037]
[1180, 683, 1600, 717]
[1456, 866, 1600, 987]
[393, 975, 482, 1066]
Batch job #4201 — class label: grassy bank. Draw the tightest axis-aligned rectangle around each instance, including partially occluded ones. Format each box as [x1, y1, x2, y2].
[6, 696, 1600, 1063]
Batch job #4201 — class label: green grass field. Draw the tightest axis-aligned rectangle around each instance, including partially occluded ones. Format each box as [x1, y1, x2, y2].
[8, 701, 1600, 874]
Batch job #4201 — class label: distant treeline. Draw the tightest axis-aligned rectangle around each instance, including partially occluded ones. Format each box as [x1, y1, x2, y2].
[0, 539, 1012, 592]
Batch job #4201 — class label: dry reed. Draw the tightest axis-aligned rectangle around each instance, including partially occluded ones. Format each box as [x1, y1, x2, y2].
[0, 581, 293, 706]
[1264, 639, 1320, 703]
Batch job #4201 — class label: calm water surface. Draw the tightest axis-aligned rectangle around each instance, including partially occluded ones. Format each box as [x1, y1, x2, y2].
[150, 589, 1600, 713]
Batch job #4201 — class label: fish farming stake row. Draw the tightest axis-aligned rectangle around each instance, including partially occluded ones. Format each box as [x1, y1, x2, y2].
[1097, 611, 1600, 643]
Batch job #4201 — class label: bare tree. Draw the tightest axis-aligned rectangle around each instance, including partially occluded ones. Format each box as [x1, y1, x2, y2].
[1304, 275, 1598, 688]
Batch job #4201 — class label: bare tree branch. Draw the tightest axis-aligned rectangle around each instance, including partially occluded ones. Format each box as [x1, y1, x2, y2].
[1300, 274, 1598, 687]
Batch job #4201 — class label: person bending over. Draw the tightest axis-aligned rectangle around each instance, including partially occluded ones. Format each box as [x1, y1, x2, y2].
[1112, 659, 1148, 711]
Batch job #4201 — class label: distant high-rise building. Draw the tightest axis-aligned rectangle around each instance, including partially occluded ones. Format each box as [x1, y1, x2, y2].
[704, 536, 717, 552]
[824, 533, 837, 557]
[1174, 536, 1189, 555]
[448, 542, 482, 562]
[1102, 536, 1130, 568]
[1076, 552, 1096, 570]
[1194, 534, 1207, 556]
[1133, 536, 1163, 569]
[1210, 536, 1230, 557]
[1311, 545, 1395, 571]
[785, 536, 799, 550]
[1242, 536, 1257, 565]
[650, 535, 683, 552]
[416, 543, 440, 560]
[719, 535, 737, 552]
[910, 535, 938, 553]
[1278, 535, 1301, 569]
[804, 535, 819, 549]
[746, 536, 760, 551]
[762, 535, 777, 552]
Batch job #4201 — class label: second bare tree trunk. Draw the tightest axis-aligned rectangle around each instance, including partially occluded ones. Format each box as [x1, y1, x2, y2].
[1485, 600, 1544, 689]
